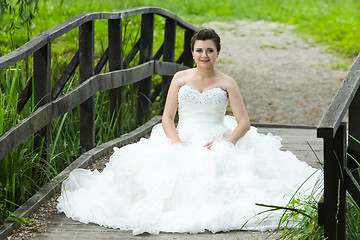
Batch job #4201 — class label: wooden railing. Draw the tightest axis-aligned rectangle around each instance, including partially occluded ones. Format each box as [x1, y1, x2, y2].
[0, 7, 199, 163]
[317, 53, 360, 239]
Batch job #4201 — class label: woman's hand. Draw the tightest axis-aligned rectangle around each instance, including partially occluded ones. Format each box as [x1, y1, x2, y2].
[171, 139, 184, 144]
[204, 141, 214, 150]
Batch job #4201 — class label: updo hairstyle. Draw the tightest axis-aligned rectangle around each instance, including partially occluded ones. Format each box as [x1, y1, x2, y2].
[190, 29, 221, 52]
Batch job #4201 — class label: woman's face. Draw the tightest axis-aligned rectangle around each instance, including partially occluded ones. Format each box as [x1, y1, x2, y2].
[192, 39, 220, 69]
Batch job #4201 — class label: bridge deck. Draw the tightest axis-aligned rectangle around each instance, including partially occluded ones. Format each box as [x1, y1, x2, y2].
[23, 126, 321, 240]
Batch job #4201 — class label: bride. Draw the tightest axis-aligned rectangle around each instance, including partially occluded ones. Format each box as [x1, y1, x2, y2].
[57, 29, 321, 235]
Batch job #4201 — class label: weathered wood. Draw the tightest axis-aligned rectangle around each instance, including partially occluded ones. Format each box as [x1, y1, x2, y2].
[154, 60, 188, 76]
[108, 19, 123, 136]
[317, 53, 360, 138]
[348, 89, 360, 172]
[344, 168, 360, 207]
[33, 42, 51, 163]
[94, 47, 109, 74]
[122, 38, 140, 69]
[318, 198, 324, 226]
[79, 20, 95, 151]
[0, 61, 190, 161]
[153, 43, 164, 61]
[51, 51, 79, 100]
[0, 7, 198, 70]
[183, 29, 195, 68]
[322, 123, 346, 240]
[0, 104, 52, 161]
[33, 217, 280, 240]
[176, 51, 184, 64]
[16, 76, 32, 113]
[137, 13, 154, 124]
[161, 18, 176, 111]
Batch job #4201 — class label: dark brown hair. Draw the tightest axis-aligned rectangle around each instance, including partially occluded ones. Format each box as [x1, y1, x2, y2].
[190, 29, 221, 52]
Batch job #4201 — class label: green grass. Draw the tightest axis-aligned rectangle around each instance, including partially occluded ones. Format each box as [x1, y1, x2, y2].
[2, 0, 360, 58]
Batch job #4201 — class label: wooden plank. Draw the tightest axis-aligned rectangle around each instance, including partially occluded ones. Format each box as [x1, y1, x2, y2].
[154, 61, 188, 76]
[176, 51, 184, 64]
[161, 18, 176, 111]
[137, 13, 154, 124]
[108, 18, 123, 136]
[257, 128, 317, 137]
[183, 29, 194, 67]
[348, 89, 360, 171]
[0, 104, 52, 161]
[33, 43, 51, 163]
[345, 168, 360, 207]
[152, 43, 164, 61]
[51, 51, 79, 100]
[36, 213, 280, 240]
[16, 77, 32, 113]
[323, 123, 346, 240]
[79, 20, 95, 151]
[122, 39, 140, 68]
[94, 47, 109, 74]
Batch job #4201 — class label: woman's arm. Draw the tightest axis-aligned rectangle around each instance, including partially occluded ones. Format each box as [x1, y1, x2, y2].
[162, 73, 183, 144]
[225, 78, 251, 144]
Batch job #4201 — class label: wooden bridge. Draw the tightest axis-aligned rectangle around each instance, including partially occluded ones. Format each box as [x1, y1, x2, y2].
[0, 6, 360, 240]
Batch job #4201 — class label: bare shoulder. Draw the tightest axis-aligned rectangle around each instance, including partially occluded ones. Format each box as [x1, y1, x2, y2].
[171, 68, 195, 88]
[216, 71, 238, 92]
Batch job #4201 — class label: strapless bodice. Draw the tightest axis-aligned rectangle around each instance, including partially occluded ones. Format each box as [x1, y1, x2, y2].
[177, 84, 230, 144]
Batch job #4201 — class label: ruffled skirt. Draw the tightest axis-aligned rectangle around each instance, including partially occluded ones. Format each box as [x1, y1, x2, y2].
[57, 116, 322, 235]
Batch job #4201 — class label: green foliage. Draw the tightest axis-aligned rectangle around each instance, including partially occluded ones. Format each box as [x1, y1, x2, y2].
[2, 0, 360, 57]
[255, 170, 324, 240]
[141, 0, 360, 56]
[346, 193, 360, 239]
[0, 0, 39, 54]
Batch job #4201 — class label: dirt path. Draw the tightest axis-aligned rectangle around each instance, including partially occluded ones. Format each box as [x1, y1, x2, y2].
[206, 20, 349, 126]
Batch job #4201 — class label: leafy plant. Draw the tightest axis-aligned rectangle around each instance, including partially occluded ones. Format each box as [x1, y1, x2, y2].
[0, 0, 39, 54]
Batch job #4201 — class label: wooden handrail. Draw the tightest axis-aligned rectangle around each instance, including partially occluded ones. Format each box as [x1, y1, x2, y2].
[0, 7, 198, 70]
[317, 53, 360, 138]
[317, 52, 360, 239]
[0, 60, 187, 160]
[0, 6, 199, 157]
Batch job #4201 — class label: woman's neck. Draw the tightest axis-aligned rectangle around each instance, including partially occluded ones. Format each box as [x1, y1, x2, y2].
[194, 67, 216, 79]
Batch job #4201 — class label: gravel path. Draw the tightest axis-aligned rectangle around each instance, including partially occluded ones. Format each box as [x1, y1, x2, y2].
[206, 20, 349, 126]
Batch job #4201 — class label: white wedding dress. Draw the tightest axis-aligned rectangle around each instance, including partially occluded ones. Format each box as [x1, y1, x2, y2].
[57, 84, 321, 235]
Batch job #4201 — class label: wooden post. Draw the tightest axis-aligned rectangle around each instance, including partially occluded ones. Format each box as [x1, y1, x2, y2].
[183, 29, 194, 68]
[161, 18, 176, 111]
[33, 42, 51, 162]
[323, 123, 346, 240]
[348, 89, 360, 179]
[79, 21, 95, 151]
[137, 13, 154, 124]
[108, 19, 123, 136]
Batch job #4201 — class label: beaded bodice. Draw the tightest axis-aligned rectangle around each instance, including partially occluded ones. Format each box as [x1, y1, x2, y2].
[177, 84, 229, 143]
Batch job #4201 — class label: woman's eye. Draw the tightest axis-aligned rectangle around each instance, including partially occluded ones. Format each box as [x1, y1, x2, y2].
[196, 49, 202, 52]
[207, 49, 214, 53]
